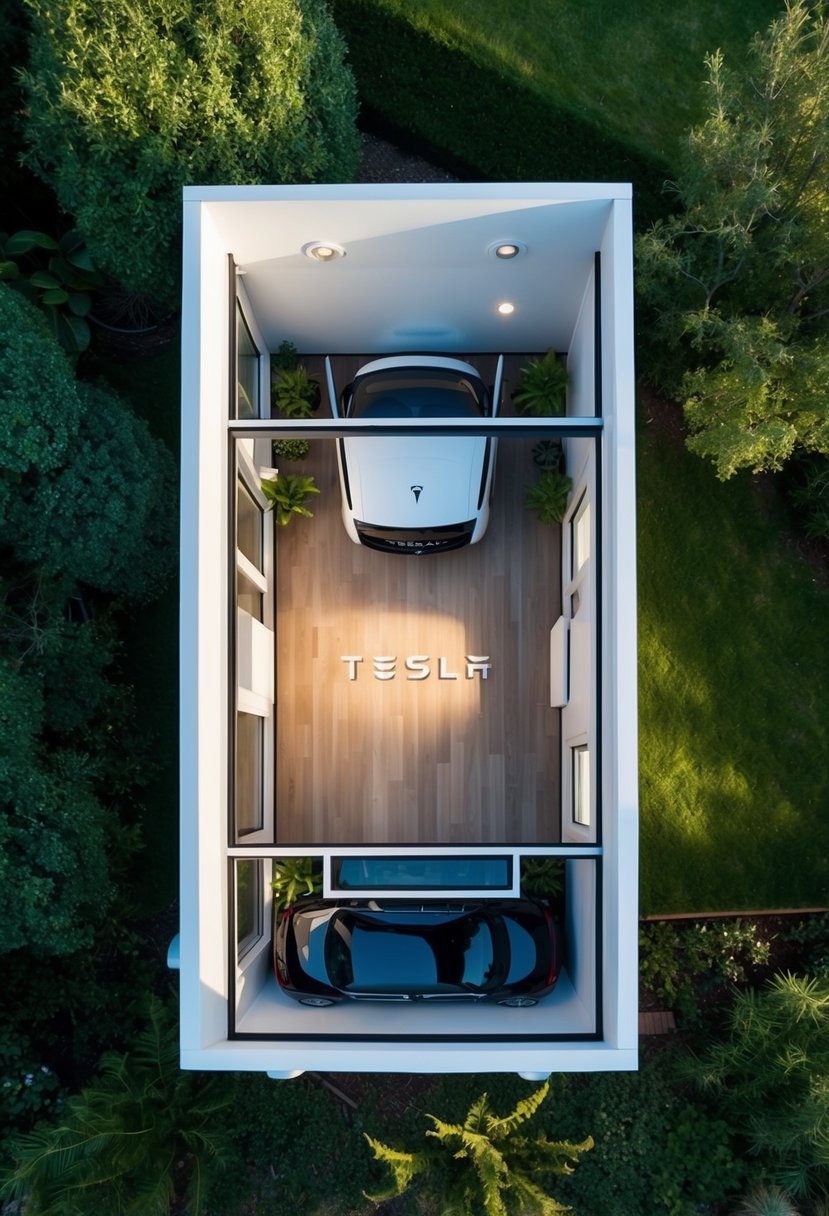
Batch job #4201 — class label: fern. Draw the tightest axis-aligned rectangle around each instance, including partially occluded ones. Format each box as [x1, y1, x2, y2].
[365, 1083, 591, 1216]
[0, 997, 230, 1216]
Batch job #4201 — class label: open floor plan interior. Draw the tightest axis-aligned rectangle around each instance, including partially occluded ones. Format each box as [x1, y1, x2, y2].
[178, 182, 638, 1077]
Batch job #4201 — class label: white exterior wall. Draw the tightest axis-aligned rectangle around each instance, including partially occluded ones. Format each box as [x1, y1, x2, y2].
[596, 200, 638, 1056]
[180, 203, 232, 1053]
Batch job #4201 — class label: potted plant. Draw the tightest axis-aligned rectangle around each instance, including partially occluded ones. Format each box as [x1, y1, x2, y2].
[524, 470, 572, 524]
[273, 339, 299, 371]
[261, 472, 320, 526]
[272, 365, 320, 418]
[531, 438, 563, 472]
[513, 349, 568, 415]
[272, 438, 310, 462]
[271, 857, 322, 915]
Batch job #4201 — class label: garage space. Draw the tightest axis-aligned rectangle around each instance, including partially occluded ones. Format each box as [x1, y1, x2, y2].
[273, 397, 563, 845]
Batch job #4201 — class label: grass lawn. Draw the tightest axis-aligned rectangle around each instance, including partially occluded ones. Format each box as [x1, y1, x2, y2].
[373, 0, 783, 161]
[637, 396, 829, 914]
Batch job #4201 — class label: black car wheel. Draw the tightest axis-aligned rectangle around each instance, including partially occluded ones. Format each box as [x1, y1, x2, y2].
[298, 996, 335, 1007]
[498, 996, 538, 1007]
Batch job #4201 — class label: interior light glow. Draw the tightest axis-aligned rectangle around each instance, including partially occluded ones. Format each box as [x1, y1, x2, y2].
[497, 301, 515, 315]
[303, 241, 346, 262]
[487, 240, 526, 259]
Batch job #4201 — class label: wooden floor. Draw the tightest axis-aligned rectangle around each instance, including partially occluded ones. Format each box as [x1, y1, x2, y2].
[273, 355, 562, 845]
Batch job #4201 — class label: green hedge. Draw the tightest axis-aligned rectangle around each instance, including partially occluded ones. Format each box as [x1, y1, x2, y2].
[332, 0, 672, 228]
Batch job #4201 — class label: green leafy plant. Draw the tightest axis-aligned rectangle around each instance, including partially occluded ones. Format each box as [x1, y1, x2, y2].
[20, 0, 360, 302]
[521, 856, 565, 902]
[0, 997, 229, 1215]
[272, 438, 310, 462]
[271, 857, 322, 914]
[261, 472, 319, 526]
[545, 1058, 743, 1216]
[525, 470, 573, 523]
[635, 0, 829, 477]
[273, 365, 320, 418]
[365, 1081, 592, 1215]
[273, 339, 300, 371]
[640, 918, 772, 1023]
[513, 350, 568, 416]
[532, 439, 564, 472]
[690, 972, 829, 1199]
[735, 1186, 803, 1216]
[0, 228, 102, 354]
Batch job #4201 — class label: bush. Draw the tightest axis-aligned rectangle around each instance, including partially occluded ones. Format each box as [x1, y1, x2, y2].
[546, 1057, 744, 1216]
[691, 972, 829, 1201]
[0, 659, 112, 957]
[202, 1073, 374, 1215]
[21, 0, 360, 303]
[10, 380, 178, 602]
[640, 918, 771, 1024]
[0, 283, 82, 504]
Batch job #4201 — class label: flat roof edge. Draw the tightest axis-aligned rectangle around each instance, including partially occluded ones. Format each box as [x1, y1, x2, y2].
[183, 182, 633, 203]
[181, 1043, 638, 1074]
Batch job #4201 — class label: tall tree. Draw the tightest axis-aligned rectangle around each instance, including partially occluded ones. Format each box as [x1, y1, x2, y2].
[636, 0, 829, 479]
[365, 1081, 593, 1216]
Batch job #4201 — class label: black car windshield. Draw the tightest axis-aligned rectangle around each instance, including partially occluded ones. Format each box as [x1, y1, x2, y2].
[349, 368, 487, 420]
[325, 910, 507, 994]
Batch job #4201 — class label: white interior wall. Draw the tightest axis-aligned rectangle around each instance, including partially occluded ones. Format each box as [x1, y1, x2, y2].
[564, 857, 597, 1030]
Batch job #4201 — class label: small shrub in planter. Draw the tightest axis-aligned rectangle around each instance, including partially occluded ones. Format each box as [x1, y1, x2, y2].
[521, 856, 565, 904]
[532, 438, 563, 472]
[513, 349, 568, 415]
[271, 857, 322, 915]
[273, 339, 299, 372]
[261, 472, 319, 526]
[272, 366, 320, 418]
[524, 470, 572, 524]
[272, 438, 310, 462]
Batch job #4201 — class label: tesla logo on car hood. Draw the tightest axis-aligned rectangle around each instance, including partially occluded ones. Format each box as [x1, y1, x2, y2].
[410, 485, 423, 502]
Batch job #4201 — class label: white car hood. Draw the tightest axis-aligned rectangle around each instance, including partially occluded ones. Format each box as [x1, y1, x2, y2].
[344, 436, 486, 527]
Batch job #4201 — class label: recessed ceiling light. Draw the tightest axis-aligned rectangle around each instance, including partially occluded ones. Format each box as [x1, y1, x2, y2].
[303, 241, 346, 262]
[488, 240, 526, 259]
[497, 301, 515, 315]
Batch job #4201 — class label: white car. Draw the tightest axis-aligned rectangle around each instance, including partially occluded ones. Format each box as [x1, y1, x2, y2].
[325, 354, 503, 555]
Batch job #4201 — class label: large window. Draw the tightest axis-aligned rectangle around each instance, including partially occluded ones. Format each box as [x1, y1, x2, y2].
[236, 712, 264, 836]
[234, 451, 274, 843]
[236, 304, 260, 418]
[236, 859, 262, 959]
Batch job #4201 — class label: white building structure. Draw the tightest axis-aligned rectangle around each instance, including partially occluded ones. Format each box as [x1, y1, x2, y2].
[177, 183, 638, 1077]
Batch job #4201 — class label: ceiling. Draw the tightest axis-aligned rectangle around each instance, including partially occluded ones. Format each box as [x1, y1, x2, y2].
[197, 185, 622, 354]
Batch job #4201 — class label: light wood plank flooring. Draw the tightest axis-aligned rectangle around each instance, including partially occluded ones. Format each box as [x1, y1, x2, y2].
[274, 356, 561, 845]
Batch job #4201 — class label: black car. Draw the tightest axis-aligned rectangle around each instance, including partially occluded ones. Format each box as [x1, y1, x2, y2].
[274, 897, 560, 1006]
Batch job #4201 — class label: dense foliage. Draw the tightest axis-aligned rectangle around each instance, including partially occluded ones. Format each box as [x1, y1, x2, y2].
[200, 1073, 374, 1214]
[546, 1060, 744, 1216]
[691, 973, 829, 1201]
[637, 0, 829, 480]
[18, 381, 177, 601]
[0, 998, 229, 1216]
[20, 0, 360, 303]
